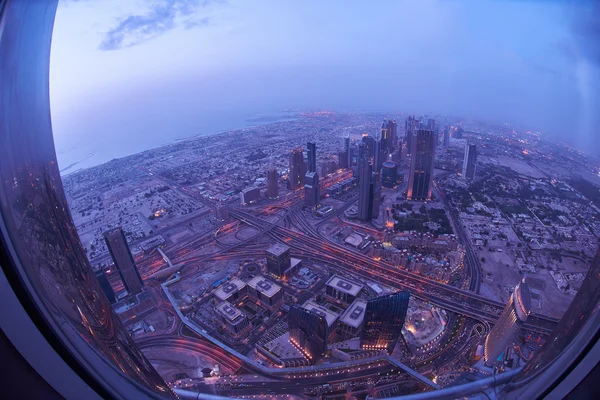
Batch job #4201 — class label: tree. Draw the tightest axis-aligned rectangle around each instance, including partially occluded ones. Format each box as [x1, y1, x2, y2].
[517, 242, 522, 248]
[481, 257, 486, 263]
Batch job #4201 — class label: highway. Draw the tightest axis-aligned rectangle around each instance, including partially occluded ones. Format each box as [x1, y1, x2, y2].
[229, 208, 558, 335]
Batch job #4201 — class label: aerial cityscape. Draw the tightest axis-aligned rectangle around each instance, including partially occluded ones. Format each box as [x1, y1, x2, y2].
[61, 110, 600, 399]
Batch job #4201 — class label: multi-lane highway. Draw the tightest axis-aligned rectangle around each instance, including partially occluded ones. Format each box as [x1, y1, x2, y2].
[229, 209, 558, 335]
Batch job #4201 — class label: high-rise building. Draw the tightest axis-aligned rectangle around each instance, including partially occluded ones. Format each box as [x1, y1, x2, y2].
[374, 135, 385, 172]
[405, 116, 419, 155]
[443, 125, 450, 148]
[382, 161, 398, 188]
[304, 171, 320, 208]
[104, 228, 144, 296]
[266, 243, 291, 278]
[266, 167, 279, 199]
[338, 150, 349, 170]
[370, 172, 381, 220]
[388, 119, 398, 152]
[289, 148, 305, 190]
[94, 268, 116, 304]
[381, 119, 390, 154]
[358, 156, 373, 221]
[307, 141, 317, 173]
[289, 305, 329, 364]
[361, 291, 410, 353]
[362, 134, 375, 160]
[406, 129, 437, 201]
[462, 144, 477, 180]
[484, 278, 531, 367]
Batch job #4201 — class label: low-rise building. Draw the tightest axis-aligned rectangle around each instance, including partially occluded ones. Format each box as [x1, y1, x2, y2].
[247, 275, 283, 309]
[215, 302, 251, 337]
[325, 275, 363, 305]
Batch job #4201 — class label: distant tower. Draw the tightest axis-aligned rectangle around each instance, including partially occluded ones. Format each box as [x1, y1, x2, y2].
[406, 129, 437, 201]
[405, 116, 417, 155]
[304, 171, 320, 208]
[443, 125, 450, 148]
[374, 134, 385, 173]
[266, 167, 279, 199]
[361, 291, 410, 354]
[266, 243, 291, 278]
[462, 144, 477, 180]
[104, 228, 144, 296]
[381, 119, 390, 154]
[307, 141, 317, 173]
[289, 305, 328, 364]
[289, 148, 305, 190]
[358, 156, 373, 222]
[94, 268, 116, 304]
[484, 279, 531, 367]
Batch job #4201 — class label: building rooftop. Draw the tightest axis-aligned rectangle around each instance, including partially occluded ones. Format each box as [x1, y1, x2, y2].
[302, 300, 339, 327]
[248, 275, 281, 298]
[214, 278, 247, 301]
[266, 243, 290, 257]
[326, 275, 363, 297]
[340, 299, 367, 328]
[215, 302, 244, 323]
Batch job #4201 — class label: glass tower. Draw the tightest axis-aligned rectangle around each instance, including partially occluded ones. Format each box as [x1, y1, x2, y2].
[407, 129, 437, 201]
[289, 305, 328, 364]
[104, 227, 144, 296]
[361, 291, 410, 353]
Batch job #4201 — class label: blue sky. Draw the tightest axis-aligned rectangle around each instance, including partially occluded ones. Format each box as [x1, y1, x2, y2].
[49, 0, 600, 168]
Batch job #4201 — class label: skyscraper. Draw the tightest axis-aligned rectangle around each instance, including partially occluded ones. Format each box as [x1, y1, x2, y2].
[374, 134, 385, 172]
[289, 148, 305, 190]
[443, 125, 450, 148]
[361, 291, 410, 353]
[462, 143, 477, 180]
[266, 243, 291, 278]
[304, 171, 320, 208]
[358, 156, 373, 221]
[405, 116, 417, 155]
[381, 119, 390, 154]
[382, 161, 398, 188]
[104, 227, 144, 296]
[266, 167, 279, 199]
[289, 305, 328, 364]
[484, 278, 531, 367]
[388, 119, 398, 152]
[95, 268, 116, 304]
[406, 129, 437, 201]
[370, 171, 381, 220]
[307, 141, 317, 173]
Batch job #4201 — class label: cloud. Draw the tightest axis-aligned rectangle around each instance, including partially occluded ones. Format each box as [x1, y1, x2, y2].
[567, 1, 600, 67]
[99, 0, 221, 51]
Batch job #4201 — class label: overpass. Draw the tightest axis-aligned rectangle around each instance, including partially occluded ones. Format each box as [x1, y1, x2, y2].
[229, 209, 558, 335]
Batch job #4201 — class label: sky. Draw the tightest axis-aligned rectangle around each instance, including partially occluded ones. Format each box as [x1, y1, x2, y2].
[49, 0, 600, 171]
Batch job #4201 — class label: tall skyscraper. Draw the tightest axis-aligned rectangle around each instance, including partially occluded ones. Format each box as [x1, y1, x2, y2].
[406, 129, 437, 201]
[358, 156, 373, 221]
[361, 291, 410, 353]
[462, 144, 477, 180]
[370, 171, 381, 220]
[443, 125, 450, 148]
[381, 119, 390, 154]
[388, 119, 398, 152]
[95, 268, 116, 304]
[289, 148, 305, 190]
[266, 243, 291, 278]
[266, 167, 279, 199]
[374, 135, 385, 172]
[362, 133, 375, 160]
[484, 278, 531, 367]
[304, 171, 320, 208]
[405, 116, 417, 155]
[289, 305, 328, 364]
[338, 150, 349, 170]
[307, 141, 317, 173]
[104, 228, 144, 296]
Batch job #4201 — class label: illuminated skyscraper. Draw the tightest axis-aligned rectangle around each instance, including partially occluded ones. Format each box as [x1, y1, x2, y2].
[104, 228, 144, 296]
[289, 148, 305, 190]
[95, 268, 116, 304]
[388, 119, 398, 152]
[361, 291, 410, 353]
[371, 171, 381, 220]
[266, 167, 279, 199]
[484, 278, 531, 367]
[406, 129, 437, 201]
[266, 243, 291, 278]
[381, 119, 390, 154]
[382, 161, 398, 188]
[289, 305, 328, 364]
[462, 143, 477, 180]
